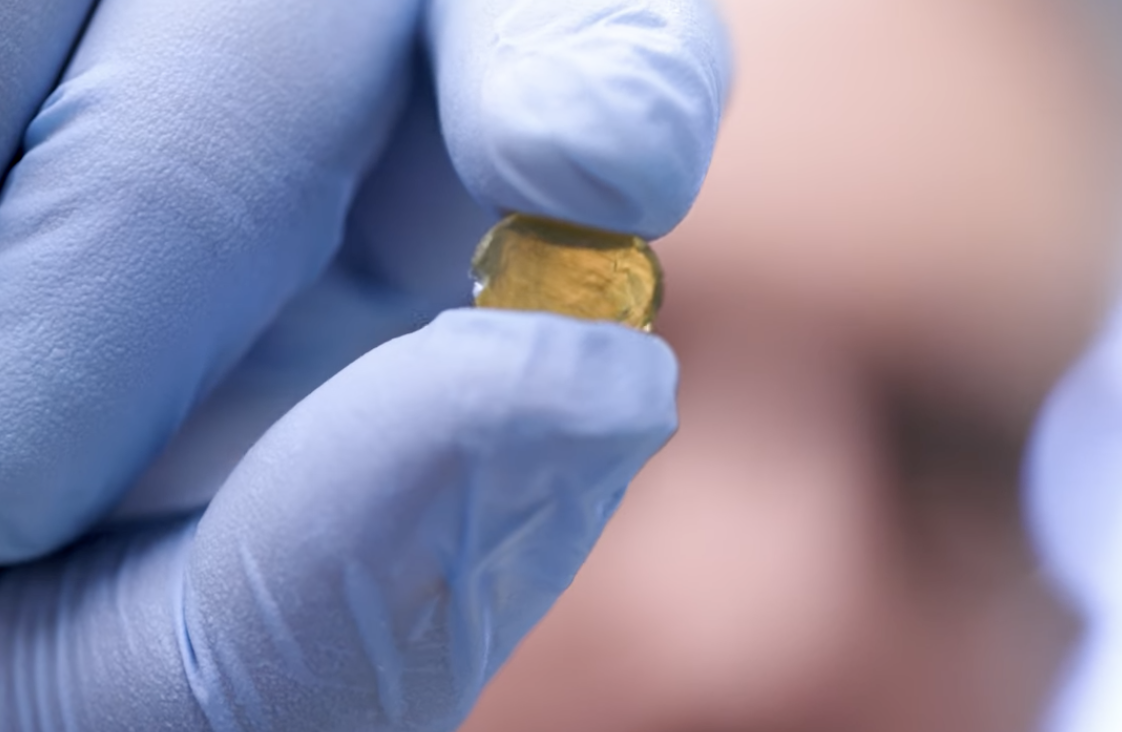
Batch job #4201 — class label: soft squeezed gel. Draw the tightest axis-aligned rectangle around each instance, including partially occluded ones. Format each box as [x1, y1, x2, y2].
[471, 214, 663, 332]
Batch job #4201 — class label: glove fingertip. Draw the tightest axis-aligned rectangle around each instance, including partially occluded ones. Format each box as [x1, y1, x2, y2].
[431, 0, 732, 239]
[1027, 330, 1122, 611]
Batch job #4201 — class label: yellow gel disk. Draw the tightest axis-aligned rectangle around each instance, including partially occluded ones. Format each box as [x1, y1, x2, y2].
[471, 214, 663, 332]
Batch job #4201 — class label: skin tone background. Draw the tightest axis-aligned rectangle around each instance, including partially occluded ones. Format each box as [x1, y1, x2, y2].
[460, 1, 1122, 730]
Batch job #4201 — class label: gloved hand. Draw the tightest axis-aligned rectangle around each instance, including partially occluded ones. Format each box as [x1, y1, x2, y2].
[1030, 297, 1122, 732]
[0, 0, 731, 729]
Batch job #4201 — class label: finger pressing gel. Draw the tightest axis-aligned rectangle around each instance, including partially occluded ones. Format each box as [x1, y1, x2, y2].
[471, 214, 663, 332]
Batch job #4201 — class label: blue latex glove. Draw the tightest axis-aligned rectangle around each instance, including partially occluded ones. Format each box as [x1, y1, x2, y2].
[1029, 299, 1122, 732]
[0, 0, 731, 729]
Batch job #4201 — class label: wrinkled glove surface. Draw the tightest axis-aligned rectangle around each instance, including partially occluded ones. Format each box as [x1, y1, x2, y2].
[0, 1, 731, 729]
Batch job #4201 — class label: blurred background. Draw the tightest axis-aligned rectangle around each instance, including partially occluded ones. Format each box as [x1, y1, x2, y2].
[457, 1, 1122, 730]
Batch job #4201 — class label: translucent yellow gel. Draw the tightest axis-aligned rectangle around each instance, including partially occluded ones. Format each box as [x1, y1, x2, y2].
[471, 214, 663, 332]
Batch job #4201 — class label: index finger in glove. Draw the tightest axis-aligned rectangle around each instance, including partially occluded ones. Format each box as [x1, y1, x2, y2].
[428, 0, 733, 239]
[0, 311, 678, 731]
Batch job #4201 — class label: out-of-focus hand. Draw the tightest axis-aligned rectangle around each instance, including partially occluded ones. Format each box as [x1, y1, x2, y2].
[0, 1, 730, 729]
[1029, 298, 1122, 732]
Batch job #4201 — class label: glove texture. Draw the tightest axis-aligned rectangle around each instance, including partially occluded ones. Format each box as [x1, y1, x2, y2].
[0, 0, 730, 729]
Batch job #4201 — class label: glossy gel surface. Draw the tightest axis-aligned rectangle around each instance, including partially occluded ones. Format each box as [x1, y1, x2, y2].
[471, 214, 663, 331]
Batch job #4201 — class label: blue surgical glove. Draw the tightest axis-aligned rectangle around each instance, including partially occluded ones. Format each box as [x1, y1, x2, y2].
[0, 0, 731, 729]
[1029, 298, 1122, 732]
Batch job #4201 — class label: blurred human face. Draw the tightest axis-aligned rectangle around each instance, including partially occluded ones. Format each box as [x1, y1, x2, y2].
[665, 0, 1122, 432]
